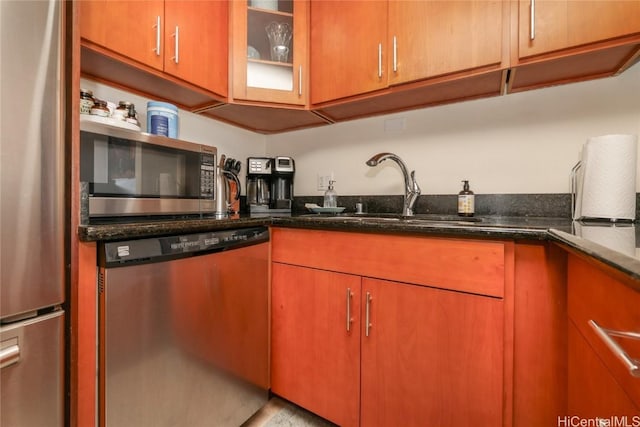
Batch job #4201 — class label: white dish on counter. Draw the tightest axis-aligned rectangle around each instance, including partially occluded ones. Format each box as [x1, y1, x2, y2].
[308, 206, 346, 214]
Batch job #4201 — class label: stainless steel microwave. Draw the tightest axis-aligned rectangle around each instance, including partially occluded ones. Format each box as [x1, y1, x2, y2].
[80, 121, 216, 219]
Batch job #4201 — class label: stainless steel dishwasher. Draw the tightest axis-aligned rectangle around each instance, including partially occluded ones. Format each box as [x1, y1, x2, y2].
[98, 226, 269, 427]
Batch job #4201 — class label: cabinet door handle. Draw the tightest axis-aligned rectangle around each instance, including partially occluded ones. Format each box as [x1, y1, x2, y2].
[530, 0, 536, 40]
[298, 66, 303, 96]
[393, 36, 397, 73]
[365, 291, 372, 337]
[589, 320, 640, 378]
[378, 43, 383, 78]
[346, 288, 353, 332]
[154, 16, 161, 56]
[172, 26, 180, 64]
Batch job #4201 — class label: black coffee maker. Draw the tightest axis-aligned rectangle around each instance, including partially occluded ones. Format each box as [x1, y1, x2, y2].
[246, 156, 295, 215]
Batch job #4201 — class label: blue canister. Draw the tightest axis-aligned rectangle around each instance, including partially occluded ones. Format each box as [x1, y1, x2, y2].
[147, 101, 178, 138]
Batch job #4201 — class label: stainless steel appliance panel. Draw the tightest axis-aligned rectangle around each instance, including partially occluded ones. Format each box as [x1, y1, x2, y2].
[247, 156, 294, 215]
[0, 311, 65, 427]
[1, 1, 65, 425]
[100, 228, 269, 427]
[80, 121, 217, 218]
[0, 0, 65, 319]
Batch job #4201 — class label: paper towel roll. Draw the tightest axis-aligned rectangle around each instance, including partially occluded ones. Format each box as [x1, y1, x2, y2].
[576, 134, 638, 221]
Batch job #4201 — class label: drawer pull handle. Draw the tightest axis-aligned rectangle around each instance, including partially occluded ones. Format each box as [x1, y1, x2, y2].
[377, 43, 383, 79]
[365, 292, 372, 337]
[392, 35, 397, 73]
[346, 288, 353, 332]
[172, 26, 179, 64]
[530, 0, 536, 40]
[589, 320, 640, 378]
[154, 16, 161, 56]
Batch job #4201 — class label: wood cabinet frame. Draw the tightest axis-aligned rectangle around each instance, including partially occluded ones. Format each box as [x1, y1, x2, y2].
[270, 227, 517, 426]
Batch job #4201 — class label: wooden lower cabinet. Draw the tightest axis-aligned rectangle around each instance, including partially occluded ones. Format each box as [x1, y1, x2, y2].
[568, 322, 640, 417]
[271, 262, 504, 426]
[567, 253, 640, 416]
[360, 277, 504, 427]
[271, 263, 361, 427]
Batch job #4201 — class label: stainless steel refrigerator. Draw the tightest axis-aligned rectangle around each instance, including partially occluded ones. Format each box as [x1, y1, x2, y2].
[0, 1, 65, 426]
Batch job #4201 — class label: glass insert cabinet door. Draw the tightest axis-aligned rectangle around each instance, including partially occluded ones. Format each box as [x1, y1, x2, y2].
[231, 0, 308, 105]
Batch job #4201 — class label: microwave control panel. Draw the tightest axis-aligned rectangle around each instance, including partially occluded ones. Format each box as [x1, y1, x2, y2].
[200, 153, 215, 199]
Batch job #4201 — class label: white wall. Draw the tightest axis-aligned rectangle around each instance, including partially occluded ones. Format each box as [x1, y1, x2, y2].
[266, 62, 640, 196]
[82, 62, 640, 198]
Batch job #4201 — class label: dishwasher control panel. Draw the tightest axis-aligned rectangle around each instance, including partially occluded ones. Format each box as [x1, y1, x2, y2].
[100, 227, 269, 267]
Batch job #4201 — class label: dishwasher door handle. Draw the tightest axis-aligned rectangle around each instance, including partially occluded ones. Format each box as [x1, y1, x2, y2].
[0, 340, 20, 369]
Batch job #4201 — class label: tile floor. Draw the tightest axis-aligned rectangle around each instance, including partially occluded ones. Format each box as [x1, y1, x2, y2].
[243, 397, 337, 427]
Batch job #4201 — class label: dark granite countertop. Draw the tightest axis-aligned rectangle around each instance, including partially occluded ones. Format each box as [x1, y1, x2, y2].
[78, 213, 640, 287]
[78, 215, 272, 241]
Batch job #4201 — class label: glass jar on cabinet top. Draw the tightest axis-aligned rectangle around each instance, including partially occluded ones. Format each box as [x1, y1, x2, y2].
[232, 0, 307, 105]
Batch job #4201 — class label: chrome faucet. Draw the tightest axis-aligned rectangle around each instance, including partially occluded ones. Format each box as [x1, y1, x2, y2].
[366, 152, 421, 216]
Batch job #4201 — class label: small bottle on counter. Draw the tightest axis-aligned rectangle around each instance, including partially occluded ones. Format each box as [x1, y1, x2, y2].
[458, 180, 475, 217]
[324, 180, 337, 208]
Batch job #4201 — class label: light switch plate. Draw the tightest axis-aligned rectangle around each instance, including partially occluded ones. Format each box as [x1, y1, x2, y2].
[317, 171, 333, 191]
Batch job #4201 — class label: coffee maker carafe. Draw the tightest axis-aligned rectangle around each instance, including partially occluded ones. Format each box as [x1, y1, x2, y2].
[247, 156, 294, 215]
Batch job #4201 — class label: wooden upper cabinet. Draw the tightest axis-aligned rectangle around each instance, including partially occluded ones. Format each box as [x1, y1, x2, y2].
[517, 0, 640, 59]
[163, 1, 228, 97]
[310, 0, 388, 104]
[80, 1, 227, 97]
[310, 0, 507, 105]
[230, 0, 309, 106]
[509, 0, 640, 93]
[388, 0, 504, 86]
[80, 1, 165, 70]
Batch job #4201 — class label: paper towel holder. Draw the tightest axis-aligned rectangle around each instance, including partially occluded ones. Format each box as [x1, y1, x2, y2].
[570, 161, 582, 220]
[571, 134, 638, 223]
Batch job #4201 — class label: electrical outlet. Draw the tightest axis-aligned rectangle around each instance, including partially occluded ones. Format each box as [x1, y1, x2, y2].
[317, 171, 334, 191]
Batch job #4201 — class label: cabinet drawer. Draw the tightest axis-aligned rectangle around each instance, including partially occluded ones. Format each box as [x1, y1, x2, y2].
[568, 254, 640, 408]
[271, 228, 506, 297]
[569, 322, 640, 416]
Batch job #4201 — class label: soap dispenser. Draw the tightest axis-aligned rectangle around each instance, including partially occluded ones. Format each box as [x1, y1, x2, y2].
[458, 180, 475, 217]
[324, 180, 338, 208]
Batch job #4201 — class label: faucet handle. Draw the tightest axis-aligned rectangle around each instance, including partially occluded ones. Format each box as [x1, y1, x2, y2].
[410, 170, 421, 195]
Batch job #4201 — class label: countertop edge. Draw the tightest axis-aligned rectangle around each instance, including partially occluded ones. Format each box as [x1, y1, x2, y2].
[549, 228, 640, 288]
[78, 216, 640, 288]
